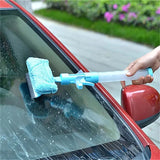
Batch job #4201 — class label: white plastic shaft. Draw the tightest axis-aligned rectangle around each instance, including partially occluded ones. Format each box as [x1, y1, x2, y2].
[98, 69, 150, 82]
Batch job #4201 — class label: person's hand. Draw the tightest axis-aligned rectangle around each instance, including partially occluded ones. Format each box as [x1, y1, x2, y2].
[121, 46, 160, 88]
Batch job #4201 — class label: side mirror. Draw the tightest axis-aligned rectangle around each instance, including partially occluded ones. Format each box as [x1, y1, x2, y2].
[121, 85, 160, 128]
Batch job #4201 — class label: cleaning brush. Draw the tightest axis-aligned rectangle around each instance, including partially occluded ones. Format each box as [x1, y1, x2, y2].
[26, 57, 153, 99]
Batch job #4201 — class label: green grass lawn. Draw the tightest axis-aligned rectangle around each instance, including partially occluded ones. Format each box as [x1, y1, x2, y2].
[35, 9, 160, 47]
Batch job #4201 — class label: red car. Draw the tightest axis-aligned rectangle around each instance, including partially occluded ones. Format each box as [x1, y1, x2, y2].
[0, 0, 160, 159]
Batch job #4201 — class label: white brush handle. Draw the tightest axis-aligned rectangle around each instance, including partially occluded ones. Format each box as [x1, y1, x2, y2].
[98, 68, 153, 82]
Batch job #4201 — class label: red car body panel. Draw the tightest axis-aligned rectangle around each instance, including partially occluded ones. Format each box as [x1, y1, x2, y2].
[4, 0, 160, 158]
[0, 0, 13, 8]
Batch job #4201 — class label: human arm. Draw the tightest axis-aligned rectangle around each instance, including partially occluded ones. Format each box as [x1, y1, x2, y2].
[121, 45, 160, 88]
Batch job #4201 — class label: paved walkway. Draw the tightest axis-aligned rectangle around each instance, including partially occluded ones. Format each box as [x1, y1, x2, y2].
[31, 1, 160, 148]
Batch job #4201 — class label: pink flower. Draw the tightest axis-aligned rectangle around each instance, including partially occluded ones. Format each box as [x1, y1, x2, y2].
[128, 12, 137, 19]
[119, 14, 125, 21]
[122, 3, 130, 12]
[147, 17, 154, 21]
[104, 12, 114, 22]
[113, 4, 118, 10]
[156, 8, 160, 14]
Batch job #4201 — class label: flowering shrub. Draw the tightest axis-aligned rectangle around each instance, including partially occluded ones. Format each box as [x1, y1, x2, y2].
[45, 0, 160, 30]
[45, 0, 106, 20]
[104, 2, 160, 30]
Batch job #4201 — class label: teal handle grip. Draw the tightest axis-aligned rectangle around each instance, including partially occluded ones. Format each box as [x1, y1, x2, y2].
[54, 71, 99, 89]
[147, 68, 153, 77]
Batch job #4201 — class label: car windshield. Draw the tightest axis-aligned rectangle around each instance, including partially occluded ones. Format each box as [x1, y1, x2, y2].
[1, 9, 151, 160]
[0, 11, 121, 159]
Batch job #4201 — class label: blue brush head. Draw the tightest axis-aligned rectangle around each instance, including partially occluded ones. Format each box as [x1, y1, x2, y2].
[26, 57, 58, 98]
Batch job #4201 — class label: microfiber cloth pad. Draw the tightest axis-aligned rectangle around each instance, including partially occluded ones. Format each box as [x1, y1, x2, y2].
[26, 57, 58, 98]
